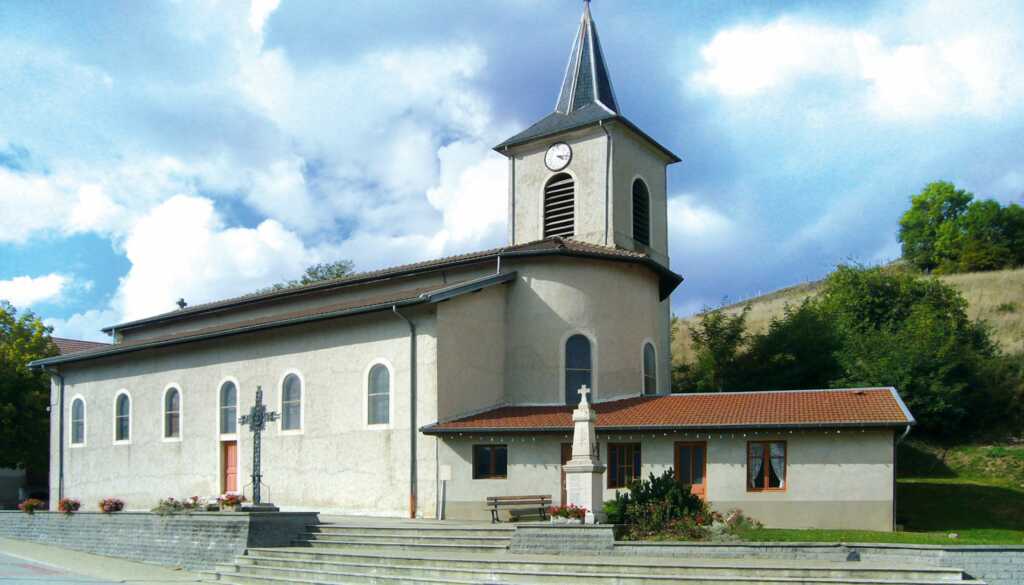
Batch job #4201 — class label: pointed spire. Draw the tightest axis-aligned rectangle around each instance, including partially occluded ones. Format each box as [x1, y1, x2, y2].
[555, 0, 619, 115]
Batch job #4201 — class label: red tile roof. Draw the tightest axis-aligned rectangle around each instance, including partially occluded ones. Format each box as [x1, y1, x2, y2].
[53, 337, 110, 355]
[423, 388, 914, 433]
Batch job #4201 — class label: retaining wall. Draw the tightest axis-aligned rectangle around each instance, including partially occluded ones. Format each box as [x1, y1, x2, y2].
[0, 510, 317, 570]
[615, 541, 1024, 585]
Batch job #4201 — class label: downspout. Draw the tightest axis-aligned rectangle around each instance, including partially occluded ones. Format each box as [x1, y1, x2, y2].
[892, 424, 912, 531]
[599, 120, 612, 246]
[392, 306, 417, 518]
[507, 149, 516, 245]
[43, 366, 65, 501]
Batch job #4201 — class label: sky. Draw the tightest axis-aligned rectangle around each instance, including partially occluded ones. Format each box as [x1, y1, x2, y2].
[1, 0, 1023, 342]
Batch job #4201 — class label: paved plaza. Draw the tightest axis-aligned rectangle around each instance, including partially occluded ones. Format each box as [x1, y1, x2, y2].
[0, 538, 200, 585]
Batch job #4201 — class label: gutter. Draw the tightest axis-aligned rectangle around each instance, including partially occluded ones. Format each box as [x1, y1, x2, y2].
[42, 366, 64, 501]
[391, 306, 417, 519]
[599, 120, 612, 246]
[421, 421, 915, 435]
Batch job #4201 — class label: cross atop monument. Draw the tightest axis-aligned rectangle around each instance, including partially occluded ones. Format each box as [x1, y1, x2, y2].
[577, 384, 591, 405]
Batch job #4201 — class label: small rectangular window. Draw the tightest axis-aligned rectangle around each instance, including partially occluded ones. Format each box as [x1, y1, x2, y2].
[473, 444, 508, 479]
[748, 441, 786, 491]
[608, 443, 641, 489]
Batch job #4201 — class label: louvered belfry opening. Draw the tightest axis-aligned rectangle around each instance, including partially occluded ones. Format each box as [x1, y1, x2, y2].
[544, 173, 575, 238]
[632, 179, 651, 246]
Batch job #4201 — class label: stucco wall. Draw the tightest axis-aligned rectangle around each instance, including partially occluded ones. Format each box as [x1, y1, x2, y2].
[608, 123, 671, 265]
[50, 308, 441, 518]
[438, 429, 894, 531]
[503, 256, 669, 403]
[436, 284, 507, 421]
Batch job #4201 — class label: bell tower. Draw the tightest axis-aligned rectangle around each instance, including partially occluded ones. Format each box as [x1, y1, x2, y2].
[494, 0, 680, 266]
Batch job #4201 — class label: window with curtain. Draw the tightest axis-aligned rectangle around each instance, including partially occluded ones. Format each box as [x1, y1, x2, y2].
[367, 364, 390, 425]
[564, 334, 592, 404]
[220, 381, 237, 434]
[281, 374, 302, 431]
[748, 441, 786, 490]
[543, 173, 575, 238]
[472, 445, 508, 479]
[114, 393, 130, 442]
[642, 342, 657, 395]
[164, 388, 180, 439]
[70, 398, 85, 445]
[607, 443, 641, 489]
[632, 178, 650, 245]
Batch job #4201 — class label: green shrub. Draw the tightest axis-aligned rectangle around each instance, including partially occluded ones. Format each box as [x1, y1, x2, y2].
[996, 302, 1018, 314]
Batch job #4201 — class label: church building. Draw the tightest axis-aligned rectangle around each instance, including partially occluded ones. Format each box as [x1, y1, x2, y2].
[34, 3, 913, 531]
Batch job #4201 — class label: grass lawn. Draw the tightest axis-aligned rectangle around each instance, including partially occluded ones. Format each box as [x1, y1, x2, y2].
[739, 441, 1024, 545]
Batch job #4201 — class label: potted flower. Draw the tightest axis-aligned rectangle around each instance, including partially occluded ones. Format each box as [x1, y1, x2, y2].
[58, 498, 81, 515]
[98, 497, 125, 513]
[217, 493, 246, 512]
[18, 498, 46, 515]
[547, 504, 587, 524]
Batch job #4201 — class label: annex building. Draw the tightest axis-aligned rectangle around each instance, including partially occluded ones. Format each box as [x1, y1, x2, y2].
[33, 3, 914, 531]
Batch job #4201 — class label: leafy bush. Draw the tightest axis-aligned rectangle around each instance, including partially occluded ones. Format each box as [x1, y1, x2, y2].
[18, 498, 45, 514]
[98, 497, 124, 513]
[603, 498, 626, 524]
[57, 498, 80, 515]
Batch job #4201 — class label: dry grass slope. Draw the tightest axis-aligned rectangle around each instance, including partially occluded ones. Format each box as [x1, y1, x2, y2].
[673, 267, 1024, 364]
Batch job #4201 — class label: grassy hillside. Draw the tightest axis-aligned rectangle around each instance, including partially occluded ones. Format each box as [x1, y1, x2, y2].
[673, 267, 1024, 364]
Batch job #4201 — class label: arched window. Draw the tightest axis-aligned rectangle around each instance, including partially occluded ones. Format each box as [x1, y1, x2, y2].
[281, 374, 302, 431]
[164, 387, 181, 439]
[367, 364, 390, 425]
[70, 398, 85, 445]
[114, 392, 131, 442]
[220, 381, 237, 435]
[564, 334, 592, 404]
[544, 173, 575, 238]
[632, 178, 650, 246]
[642, 343, 657, 395]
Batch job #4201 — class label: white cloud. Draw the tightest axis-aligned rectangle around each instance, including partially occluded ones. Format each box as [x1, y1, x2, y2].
[0, 273, 68, 307]
[691, 3, 1024, 119]
[667, 196, 734, 240]
[45, 309, 118, 343]
[249, 0, 281, 35]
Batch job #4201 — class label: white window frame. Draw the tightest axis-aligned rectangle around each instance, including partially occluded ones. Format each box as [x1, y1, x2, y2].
[640, 339, 658, 396]
[278, 369, 305, 435]
[112, 389, 132, 445]
[69, 394, 87, 448]
[559, 330, 598, 404]
[217, 376, 240, 439]
[162, 383, 183, 442]
[363, 358, 395, 430]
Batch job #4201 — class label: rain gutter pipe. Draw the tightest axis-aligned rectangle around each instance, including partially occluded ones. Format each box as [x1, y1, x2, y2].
[392, 306, 417, 518]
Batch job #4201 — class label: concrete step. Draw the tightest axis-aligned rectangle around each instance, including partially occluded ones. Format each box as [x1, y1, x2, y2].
[242, 548, 977, 584]
[304, 531, 511, 546]
[221, 560, 985, 585]
[302, 537, 509, 553]
[309, 523, 514, 538]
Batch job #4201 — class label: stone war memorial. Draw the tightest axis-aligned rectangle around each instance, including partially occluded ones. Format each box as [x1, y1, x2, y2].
[4, 2, 1020, 585]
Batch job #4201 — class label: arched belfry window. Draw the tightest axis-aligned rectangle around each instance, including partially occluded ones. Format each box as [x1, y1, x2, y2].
[544, 173, 575, 238]
[564, 334, 592, 404]
[642, 343, 657, 395]
[632, 179, 650, 246]
[220, 381, 237, 435]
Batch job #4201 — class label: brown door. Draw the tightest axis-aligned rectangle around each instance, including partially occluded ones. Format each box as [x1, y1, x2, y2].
[222, 441, 238, 493]
[674, 442, 707, 498]
[560, 443, 572, 505]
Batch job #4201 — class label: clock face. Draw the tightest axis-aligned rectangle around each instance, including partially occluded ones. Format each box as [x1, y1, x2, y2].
[545, 142, 572, 171]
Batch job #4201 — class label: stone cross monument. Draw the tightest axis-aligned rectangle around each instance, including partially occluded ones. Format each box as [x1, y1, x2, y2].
[562, 385, 606, 523]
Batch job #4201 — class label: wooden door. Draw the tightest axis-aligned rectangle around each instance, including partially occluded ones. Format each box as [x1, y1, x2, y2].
[222, 441, 238, 493]
[559, 443, 572, 506]
[674, 442, 707, 498]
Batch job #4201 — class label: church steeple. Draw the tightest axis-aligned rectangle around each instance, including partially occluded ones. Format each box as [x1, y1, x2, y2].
[555, 0, 619, 115]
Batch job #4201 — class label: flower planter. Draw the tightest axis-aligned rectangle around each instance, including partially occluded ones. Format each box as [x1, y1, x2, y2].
[549, 516, 584, 524]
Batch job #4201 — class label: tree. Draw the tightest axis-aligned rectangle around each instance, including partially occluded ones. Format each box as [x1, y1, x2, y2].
[264, 260, 355, 292]
[673, 306, 749, 392]
[899, 181, 973, 272]
[819, 265, 996, 435]
[0, 303, 58, 470]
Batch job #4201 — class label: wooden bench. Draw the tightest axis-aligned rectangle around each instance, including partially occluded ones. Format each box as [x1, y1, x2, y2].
[486, 495, 552, 523]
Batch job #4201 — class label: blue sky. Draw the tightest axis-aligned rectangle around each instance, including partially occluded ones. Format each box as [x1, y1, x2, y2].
[1, 0, 1023, 341]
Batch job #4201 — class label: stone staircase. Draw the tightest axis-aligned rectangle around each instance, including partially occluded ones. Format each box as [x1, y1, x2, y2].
[205, 521, 985, 585]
